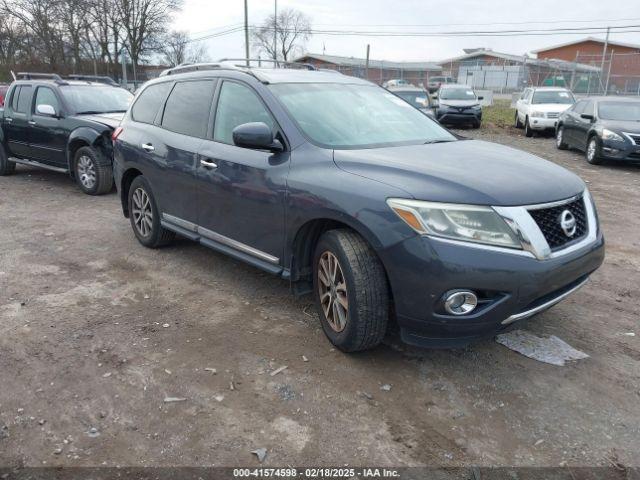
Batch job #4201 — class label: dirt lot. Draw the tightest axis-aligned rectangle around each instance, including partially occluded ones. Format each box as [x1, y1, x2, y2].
[1, 128, 639, 470]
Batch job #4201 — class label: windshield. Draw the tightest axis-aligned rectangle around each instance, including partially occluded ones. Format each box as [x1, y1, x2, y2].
[532, 90, 574, 105]
[61, 85, 133, 113]
[440, 88, 476, 101]
[598, 102, 640, 121]
[269, 83, 456, 149]
[395, 91, 431, 109]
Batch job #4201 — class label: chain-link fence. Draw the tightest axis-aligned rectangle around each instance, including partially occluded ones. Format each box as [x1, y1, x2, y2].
[571, 51, 640, 95]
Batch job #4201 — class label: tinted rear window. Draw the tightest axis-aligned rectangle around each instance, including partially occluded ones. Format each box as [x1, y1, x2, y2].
[161, 80, 214, 138]
[132, 82, 172, 124]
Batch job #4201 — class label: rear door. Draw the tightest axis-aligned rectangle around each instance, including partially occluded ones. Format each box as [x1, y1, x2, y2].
[3, 84, 33, 158]
[143, 79, 216, 225]
[194, 79, 289, 266]
[29, 86, 66, 165]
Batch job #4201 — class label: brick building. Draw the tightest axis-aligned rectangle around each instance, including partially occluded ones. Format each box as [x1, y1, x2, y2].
[532, 37, 640, 93]
[294, 53, 441, 86]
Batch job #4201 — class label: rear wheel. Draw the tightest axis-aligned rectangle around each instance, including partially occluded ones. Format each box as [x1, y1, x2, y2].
[0, 146, 16, 176]
[586, 136, 603, 165]
[74, 146, 113, 195]
[556, 126, 568, 150]
[127, 176, 175, 248]
[313, 229, 389, 352]
[514, 111, 523, 129]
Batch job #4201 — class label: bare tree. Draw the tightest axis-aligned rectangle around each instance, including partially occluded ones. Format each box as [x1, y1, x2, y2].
[252, 8, 311, 62]
[162, 31, 208, 66]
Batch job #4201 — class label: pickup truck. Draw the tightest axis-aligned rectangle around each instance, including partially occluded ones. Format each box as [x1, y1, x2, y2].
[0, 74, 133, 194]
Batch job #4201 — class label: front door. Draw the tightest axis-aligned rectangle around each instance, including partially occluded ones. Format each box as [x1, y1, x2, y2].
[195, 80, 289, 265]
[574, 100, 595, 148]
[29, 86, 67, 165]
[3, 85, 33, 158]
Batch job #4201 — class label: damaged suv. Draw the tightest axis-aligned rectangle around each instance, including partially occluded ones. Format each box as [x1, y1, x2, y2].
[113, 63, 604, 352]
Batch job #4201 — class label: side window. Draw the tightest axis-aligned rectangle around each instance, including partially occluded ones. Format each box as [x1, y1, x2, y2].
[582, 101, 594, 117]
[132, 82, 172, 124]
[213, 81, 275, 145]
[525, 89, 533, 102]
[15, 85, 33, 113]
[573, 100, 587, 115]
[520, 89, 529, 100]
[161, 80, 214, 138]
[10, 86, 21, 111]
[34, 87, 60, 114]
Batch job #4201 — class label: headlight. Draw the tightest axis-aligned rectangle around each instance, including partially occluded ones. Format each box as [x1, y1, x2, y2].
[387, 199, 521, 248]
[602, 128, 623, 141]
[530, 111, 545, 118]
[472, 105, 482, 110]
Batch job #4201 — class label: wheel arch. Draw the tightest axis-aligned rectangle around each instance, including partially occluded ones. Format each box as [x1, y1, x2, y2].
[119, 167, 144, 218]
[67, 127, 111, 177]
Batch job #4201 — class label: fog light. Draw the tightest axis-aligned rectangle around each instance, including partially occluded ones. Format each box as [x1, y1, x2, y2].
[444, 290, 478, 315]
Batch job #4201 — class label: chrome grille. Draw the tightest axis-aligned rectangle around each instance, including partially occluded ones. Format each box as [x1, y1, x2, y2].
[546, 112, 560, 119]
[528, 197, 588, 250]
[624, 132, 640, 145]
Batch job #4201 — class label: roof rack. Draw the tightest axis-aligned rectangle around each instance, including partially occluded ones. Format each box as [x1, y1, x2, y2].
[67, 74, 119, 86]
[159, 59, 317, 77]
[16, 72, 66, 83]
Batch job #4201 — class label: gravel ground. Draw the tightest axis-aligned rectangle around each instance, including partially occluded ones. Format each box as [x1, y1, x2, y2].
[0, 128, 639, 470]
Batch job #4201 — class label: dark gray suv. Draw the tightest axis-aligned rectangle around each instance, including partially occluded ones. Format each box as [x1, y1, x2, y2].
[113, 63, 604, 352]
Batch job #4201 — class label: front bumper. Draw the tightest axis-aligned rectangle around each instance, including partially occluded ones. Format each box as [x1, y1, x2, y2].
[600, 137, 640, 161]
[379, 230, 605, 348]
[528, 117, 558, 130]
[436, 110, 482, 125]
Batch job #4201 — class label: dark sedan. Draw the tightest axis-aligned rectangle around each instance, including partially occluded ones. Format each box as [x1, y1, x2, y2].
[556, 96, 640, 164]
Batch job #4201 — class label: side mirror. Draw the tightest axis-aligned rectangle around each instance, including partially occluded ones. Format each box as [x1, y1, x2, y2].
[477, 96, 484, 100]
[580, 113, 595, 121]
[36, 104, 57, 117]
[432, 93, 438, 99]
[232, 122, 283, 152]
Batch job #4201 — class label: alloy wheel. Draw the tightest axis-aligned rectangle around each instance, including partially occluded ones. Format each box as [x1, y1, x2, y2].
[317, 251, 349, 332]
[132, 188, 153, 237]
[556, 128, 563, 147]
[587, 139, 597, 161]
[77, 155, 96, 189]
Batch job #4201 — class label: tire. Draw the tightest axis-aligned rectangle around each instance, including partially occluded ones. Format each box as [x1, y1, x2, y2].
[74, 146, 113, 195]
[127, 176, 175, 248]
[472, 120, 481, 129]
[585, 136, 603, 165]
[556, 126, 568, 150]
[524, 117, 533, 137]
[312, 229, 389, 352]
[0, 145, 16, 176]
[514, 111, 523, 129]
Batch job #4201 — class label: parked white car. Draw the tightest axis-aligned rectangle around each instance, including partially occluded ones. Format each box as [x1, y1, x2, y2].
[515, 87, 576, 137]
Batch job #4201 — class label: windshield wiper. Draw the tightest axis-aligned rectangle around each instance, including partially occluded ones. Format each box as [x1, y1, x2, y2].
[75, 110, 102, 114]
[424, 139, 456, 144]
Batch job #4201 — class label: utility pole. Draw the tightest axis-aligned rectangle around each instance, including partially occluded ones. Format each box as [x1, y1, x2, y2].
[273, 0, 278, 62]
[244, 0, 250, 66]
[599, 26, 610, 93]
[365, 44, 370, 81]
[605, 49, 614, 93]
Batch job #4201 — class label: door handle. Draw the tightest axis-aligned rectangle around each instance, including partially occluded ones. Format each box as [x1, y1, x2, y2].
[200, 158, 218, 169]
[28, 120, 36, 126]
[141, 143, 155, 152]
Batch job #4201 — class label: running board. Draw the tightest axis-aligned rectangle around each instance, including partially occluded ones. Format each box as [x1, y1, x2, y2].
[11, 157, 68, 173]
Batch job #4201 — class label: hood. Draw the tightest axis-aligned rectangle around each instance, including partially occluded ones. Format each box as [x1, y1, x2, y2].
[530, 103, 572, 113]
[75, 112, 124, 128]
[333, 140, 585, 206]
[438, 99, 479, 108]
[600, 119, 640, 134]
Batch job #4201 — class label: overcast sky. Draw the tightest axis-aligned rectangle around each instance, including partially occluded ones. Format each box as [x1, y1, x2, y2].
[172, 0, 640, 62]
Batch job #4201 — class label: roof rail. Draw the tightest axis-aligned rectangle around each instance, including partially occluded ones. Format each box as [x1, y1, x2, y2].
[16, 72, 64, 82]
[159, 62, 233, 77]
[218, 58, 316, 70]
[67, 74, 119, 86]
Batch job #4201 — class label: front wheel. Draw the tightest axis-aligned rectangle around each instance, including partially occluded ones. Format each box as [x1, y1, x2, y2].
[127, 176, 175, 248]
[556, 126, 568, 150]
[0, 146, 16, 176]
[586, 136, 603, 165]
[74, 146, 113, 195]
[313, 229, 389, 352]
[524, 118, 533, 137]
